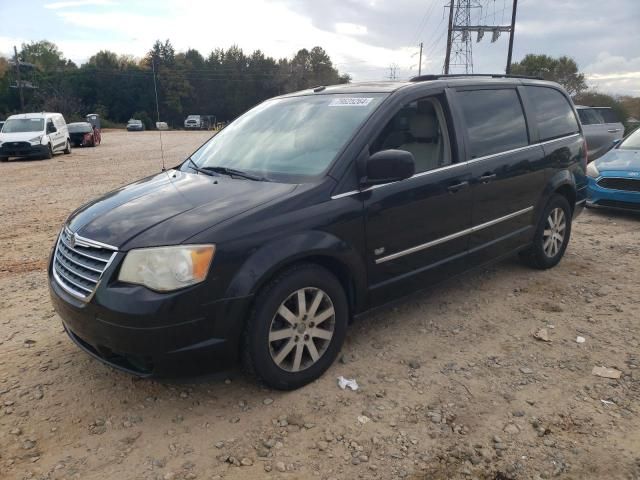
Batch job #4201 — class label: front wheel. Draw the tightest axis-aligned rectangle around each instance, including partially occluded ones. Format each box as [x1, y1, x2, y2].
[44, 144, 54, 159]
[63, 140, 71, 154]
[243, 264, 348, 390]
[520, 194, 572, 269]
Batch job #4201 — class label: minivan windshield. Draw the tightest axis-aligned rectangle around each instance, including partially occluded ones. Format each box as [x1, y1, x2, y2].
[2, 118, 44, 133]
[185, 93, 386, 181]
[619, 128, 640, 151]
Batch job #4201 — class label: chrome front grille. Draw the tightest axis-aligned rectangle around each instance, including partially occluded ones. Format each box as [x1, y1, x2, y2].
[52, 228, 117, 301]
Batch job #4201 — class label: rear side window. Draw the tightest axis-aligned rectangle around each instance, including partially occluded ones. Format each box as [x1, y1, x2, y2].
[578, 108, 603, 125]
[457, 89, 529, 158]
[596, 108, 620, 123]
[524, 86, 579, 141]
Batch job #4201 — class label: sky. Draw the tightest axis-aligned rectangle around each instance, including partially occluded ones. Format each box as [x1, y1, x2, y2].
[0, 0, 638, 95]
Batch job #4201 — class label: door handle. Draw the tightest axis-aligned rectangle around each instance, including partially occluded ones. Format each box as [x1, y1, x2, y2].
[607, 129, 621, 133]
[478, 173, 497, 183]
[447, 181, 469, 192]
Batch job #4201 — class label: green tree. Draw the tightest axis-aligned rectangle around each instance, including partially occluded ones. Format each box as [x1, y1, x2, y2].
[20, 40, 69, 71]
[511, 54, 587, 96]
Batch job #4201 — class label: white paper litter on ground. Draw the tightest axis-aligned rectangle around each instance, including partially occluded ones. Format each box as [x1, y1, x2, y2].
[337, 376, 359, 391]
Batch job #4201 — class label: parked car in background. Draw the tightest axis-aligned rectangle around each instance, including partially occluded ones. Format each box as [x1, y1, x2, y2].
[156, 121, 169, 130]
[68, 122, 100, 147]
[49, 76, 587, 390]
[0, 112, 71, 161]
[126, 119, 145, 131]
[576, 106, 624, 162]
[184, 115, 214, 130]
[587, 127, 640, 211]
[184, 115, 203, 130]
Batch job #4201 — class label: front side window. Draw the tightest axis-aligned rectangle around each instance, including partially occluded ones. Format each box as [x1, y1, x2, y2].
[188, 93, 386, 181]
[524, 86, 580, 142]
[596, 108, 620, 124]
[2, 118, 44, 133]
[458, 89, 529, 158]
[578, 108, 603, 125]
[371, 97, 451, 173]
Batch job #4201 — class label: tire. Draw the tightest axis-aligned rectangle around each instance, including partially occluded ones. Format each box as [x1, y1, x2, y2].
[243, 263, 348, 390]
[0, 156, 8, 162]
[63, 140, 71, 154]
[520, 194, 572, 269]
[44, 144, 54, 159]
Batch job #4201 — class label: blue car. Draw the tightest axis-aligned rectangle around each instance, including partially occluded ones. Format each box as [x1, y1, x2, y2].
[587, 127, 640, 212]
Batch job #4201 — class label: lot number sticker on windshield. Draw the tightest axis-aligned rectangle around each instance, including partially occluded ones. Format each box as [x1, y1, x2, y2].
[329, 97, 374, 107]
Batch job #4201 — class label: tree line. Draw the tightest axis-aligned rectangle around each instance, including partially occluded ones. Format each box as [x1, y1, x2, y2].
[1, 43, 638, 130]
[0, 40, 350, 128]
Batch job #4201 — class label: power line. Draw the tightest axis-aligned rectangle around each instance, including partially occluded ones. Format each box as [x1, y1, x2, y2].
[444, 0, 518, 74]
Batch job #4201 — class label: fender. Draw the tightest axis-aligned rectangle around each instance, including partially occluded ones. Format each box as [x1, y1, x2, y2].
[223, 230, 368, 313]
[535, 169, 576, 222]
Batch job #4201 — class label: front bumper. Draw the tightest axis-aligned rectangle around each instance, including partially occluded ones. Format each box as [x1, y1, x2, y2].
[587, 177, 640, 212]
[48, 264, 253, 377]
[0, 143, 48, 158]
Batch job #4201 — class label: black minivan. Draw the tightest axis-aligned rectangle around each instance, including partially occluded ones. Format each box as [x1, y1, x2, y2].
[49, 75, 587, 390]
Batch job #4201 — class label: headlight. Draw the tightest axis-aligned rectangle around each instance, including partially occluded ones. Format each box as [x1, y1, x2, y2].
[586, 162, 600, 178]
[119, 245, 215, 291]
[29, 135, 43, 145]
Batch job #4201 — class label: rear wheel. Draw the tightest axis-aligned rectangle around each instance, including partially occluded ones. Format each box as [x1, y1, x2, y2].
[243, 264, 348, 390]
[520, 194, 572, 269]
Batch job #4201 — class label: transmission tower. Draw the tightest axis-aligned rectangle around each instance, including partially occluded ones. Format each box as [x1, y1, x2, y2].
[444, 0, 518, 74]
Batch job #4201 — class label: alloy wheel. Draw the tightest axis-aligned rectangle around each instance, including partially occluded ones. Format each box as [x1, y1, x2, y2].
[268, 287, 335, 372]
[543, 207, 566, 258]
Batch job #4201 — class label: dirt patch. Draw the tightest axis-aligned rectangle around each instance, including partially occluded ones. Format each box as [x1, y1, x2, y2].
[0, 131, 639, 480]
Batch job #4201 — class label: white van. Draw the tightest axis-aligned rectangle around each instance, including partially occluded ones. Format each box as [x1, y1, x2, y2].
[0, 112, 71, 161]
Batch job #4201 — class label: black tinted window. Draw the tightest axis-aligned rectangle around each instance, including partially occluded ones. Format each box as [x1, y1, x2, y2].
[578, 108, 603, 125]
[525, 86, 579, 141]
[458, 89, 528, 158]
[597, 108, 620, 123]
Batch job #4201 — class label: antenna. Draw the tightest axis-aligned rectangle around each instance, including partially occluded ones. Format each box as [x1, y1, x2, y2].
[151, 58, 166, 172]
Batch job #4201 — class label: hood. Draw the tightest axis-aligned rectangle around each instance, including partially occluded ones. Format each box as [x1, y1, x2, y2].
[595, 149, 640, 173]
[0, 131, 45, 142]
[67, 170, 296, 249]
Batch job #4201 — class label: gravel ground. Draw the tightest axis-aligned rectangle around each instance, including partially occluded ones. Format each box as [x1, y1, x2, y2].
[0, 130, 639, 480]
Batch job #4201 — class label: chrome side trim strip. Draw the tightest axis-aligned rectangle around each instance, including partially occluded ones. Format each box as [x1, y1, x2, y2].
[330, 133, 582, 200]
[331, 190, 360, 200]
[375, 206, 534, 264]
[576, 198, 587, 206]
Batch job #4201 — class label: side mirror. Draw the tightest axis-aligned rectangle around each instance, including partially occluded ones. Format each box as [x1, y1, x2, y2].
[47, 123, 57, 134]
[360, 149, 415, 186]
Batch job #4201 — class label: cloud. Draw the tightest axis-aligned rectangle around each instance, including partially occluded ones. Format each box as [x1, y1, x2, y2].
[2, 0, 639, 94]
[44, 0, 115, 9]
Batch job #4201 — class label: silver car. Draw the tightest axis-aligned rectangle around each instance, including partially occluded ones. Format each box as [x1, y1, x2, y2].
[576, 106, 624, 162]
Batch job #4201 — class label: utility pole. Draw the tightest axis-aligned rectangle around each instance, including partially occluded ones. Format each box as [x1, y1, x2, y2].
[444, 1, 455, 74]
[418, 42, 423, 76]
[443, 0, 517, 75]
[505, 0, 518, 74]
[13, 46, 24, 111]
[388, 63, 398, 80]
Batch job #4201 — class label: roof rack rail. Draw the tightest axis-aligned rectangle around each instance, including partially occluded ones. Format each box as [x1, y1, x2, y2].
[409, 73, 544, 82]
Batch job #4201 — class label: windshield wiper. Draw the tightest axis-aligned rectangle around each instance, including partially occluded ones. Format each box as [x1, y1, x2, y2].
[185, 157, 217, 177]
[204, 166, 266, 181]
